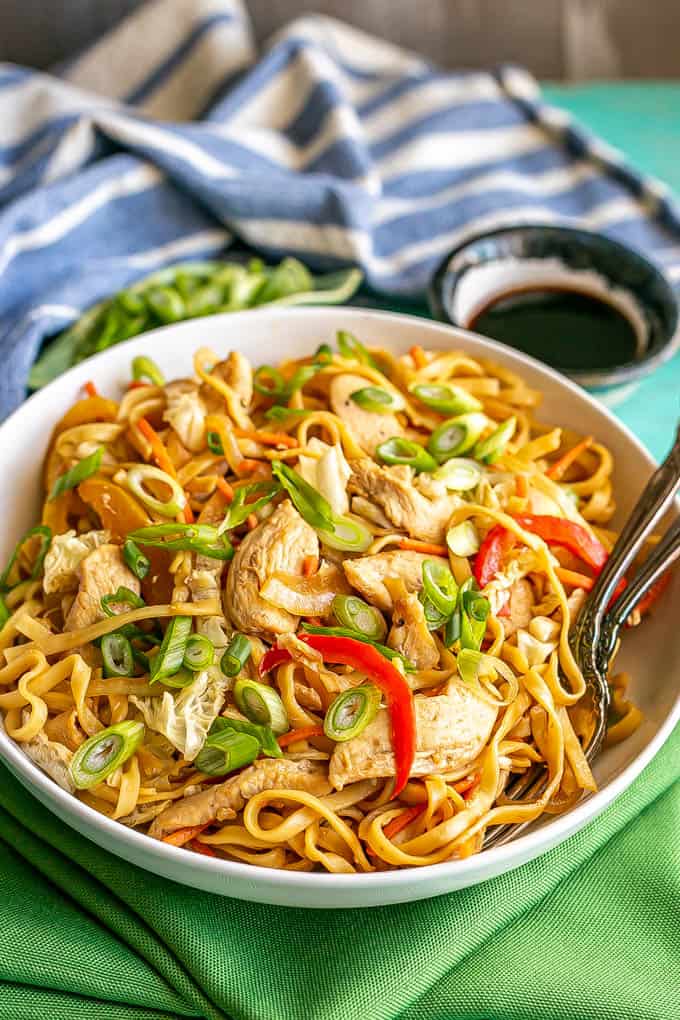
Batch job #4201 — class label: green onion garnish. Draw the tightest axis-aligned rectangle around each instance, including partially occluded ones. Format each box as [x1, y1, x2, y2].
[314, 343, 333, 364]
[350, 387, 405, 414]
[127, 523, 233, 560]
[160, 667, 196, 689]
[0, 525, 52, 593]
[271, 461, 334, 530]
[409, 383, 482, 415]
[460, 589, 490, 652]
[123, 539, 150, 580]
[195, 728, 260, 777]
[206, 431, 224, 455]
[336, 330, 377, 368]
[208, 716, 282, 758]
[49, 448, 103, 501]
[146, 286, 185, 323]
[432, 457, 482, 491]
[472, 416, 517, 464]
[101, 586, 145, 616]
[263, 406, 313, 423]
[131, 355, 164, 387]
[0, 596, 9, 630]
[316, 514, 372, 553]
[253, 364, 316, 401]
[422, 559, 459, 617]
[427, 413, 488, 463]
[446, 521, 480, 558]
[218, 480, 281, 534]
[418, 591, 450, 632]
[150, 616, 192, 684]
[70, 720, 144, 789]
[375, 437, 437, 473]
[332, 594, 387, 641]
[323, 684, 381, 742]
[220, 634, 252, 677]
[125, 464, 187, 518]
[300, 624, 415, 671]
[101, 633, 134, 678]
[233, 678, 289, 734]
[444, 607, 462, 646]
[183, 634, 214, 671]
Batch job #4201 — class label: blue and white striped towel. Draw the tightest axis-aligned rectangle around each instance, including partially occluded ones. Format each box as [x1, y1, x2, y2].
[1, 0, 679, 418]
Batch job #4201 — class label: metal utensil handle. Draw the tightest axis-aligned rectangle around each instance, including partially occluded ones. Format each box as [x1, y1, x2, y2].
[586, 424, 680, 636]
[598, 516, 680, 662]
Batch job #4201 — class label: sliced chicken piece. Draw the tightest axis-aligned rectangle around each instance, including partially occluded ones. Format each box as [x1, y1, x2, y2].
[329, 373, 406, 455]
[149, 759, 331, 838]
[225, 500, 318, 639]
[329, 679, 496, 788]
[163, 379, 207, 452]
[22, 731, 75, 793]
[64, 544, 141, 631]
[348, 460, 460, 544]
[343, 549, 431, 612]
[502, 578, 534, 637]
[200, 351, 253, 428]
[387, 588, 439, 670]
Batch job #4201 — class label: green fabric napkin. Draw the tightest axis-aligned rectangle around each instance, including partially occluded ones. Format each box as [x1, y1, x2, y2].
[1, 84, 680, 1020]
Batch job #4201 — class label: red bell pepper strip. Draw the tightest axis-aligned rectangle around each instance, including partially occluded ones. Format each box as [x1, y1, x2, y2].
[512, 514, 608, 571]
[260, 633, 416, 796]
[629, 570, 673, 620]
[474, 525, 517, 587]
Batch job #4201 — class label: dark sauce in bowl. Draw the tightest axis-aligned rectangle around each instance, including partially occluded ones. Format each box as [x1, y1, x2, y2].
[467, 286, 639, 372]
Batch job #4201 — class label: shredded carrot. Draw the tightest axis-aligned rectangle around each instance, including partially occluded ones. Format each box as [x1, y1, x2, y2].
[182, 504, 195, 524]
[547, 435, 593, 480]
[162, 822, 211, 847]
[127, 380, 148, 390]
[383, 803, 426, 841]
[409, 345, 427, 370]
[137, 417, 177, 478]
[83, 381, 98, 398]
[235, 458, 264, 478]
[398, 538, 448, 556]
[302, 554, 319, 577]
[278, 725, 325, 748]
[246, 513, 258, 531]
[554, 566, 594, 590]
[234, 427, 297, 449]
[454, 772, 481, 798]
[215, 477, 234, 503]
[190, 839, 218, 858]
[515, 474, 528, 498]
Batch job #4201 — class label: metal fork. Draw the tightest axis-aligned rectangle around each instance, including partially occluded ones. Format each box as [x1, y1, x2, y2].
[483, 424, 680, 850]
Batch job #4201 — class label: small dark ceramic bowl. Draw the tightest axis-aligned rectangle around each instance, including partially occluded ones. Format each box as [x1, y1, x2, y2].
[428, 224, 679, 405]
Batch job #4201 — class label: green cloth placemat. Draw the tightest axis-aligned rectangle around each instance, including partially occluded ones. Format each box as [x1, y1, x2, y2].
[1, 84, 679, 1020]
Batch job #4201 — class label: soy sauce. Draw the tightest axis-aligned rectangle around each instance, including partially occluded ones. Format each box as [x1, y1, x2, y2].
[467, 287, 639, 372]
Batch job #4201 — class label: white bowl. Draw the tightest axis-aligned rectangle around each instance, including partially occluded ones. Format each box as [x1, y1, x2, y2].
[1, 307, 677, 909]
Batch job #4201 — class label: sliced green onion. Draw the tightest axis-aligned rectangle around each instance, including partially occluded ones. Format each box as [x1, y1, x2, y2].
[209, 716, 282, 758]
[323, 684, 381, 742]
[131, 355, 164, 387]
[427, 413, 488, 463]
[317, 513, 372, 553]
[433, 457, 483, 491]
[444, 608, 462, 647]
[473, 417, 517, 464]
[160, 667, 196, 689]
[418, 591, 450, 631]
[376, 437, 437, 473]
[350, 387, 405, 414]
[300, 624, 415, 671]
[125, 464, 186, 518]
[446, 521, 481, 557]
[49, 447, 103, 501]
[127, 523, 233, 560]
[146, 286, 185, 323]
[422, 559, 459, 616]
[195, 728, 260, 777]
[150, 616, 192, 683]
[460, 590, 490, 652]
[271, 461, 334, 530]
[220, 634, 252, 677]
[206, 430, 224, 455]
[0, 596, 9, 630]
[457, 649, 518, 689]
[264, 406, 313, 423]
[336, 330, 377, 368]
[70, 720, 144, 789]
[253, 364, 315, 401]
[101, 586, 145, 617]
[314, 343, 333, 364]
[332, 594, 387, 641]
[0, 525, 52, 593]
[409, 383, 482, 415]
[218, 480, 281, 535]
[183, 634, 214, 671]
[101, 633, 134, 678]
[123, 539, 150, 580]
[233, 678, 289, 734]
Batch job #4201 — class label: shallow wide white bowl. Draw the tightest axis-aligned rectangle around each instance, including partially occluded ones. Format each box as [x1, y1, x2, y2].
[1, 308, 678, 908]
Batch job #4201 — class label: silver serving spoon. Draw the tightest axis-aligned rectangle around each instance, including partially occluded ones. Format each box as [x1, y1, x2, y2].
[484, 425, 680, 850]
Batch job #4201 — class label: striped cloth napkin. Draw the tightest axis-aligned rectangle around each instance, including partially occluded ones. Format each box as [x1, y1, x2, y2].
[1, 0, 680, 418]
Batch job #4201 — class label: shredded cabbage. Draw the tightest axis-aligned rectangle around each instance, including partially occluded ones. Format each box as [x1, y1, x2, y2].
[163, 386, 207, 452]
[298, 438, 351, 515]
[43, 529, 110, 594]
[130, 666, 227, 760]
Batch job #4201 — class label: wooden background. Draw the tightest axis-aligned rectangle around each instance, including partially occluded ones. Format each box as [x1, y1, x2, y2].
[1, 0, 678, 79]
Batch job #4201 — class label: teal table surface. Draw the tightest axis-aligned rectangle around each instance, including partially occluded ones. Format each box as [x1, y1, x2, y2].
[371, 83, 680, 463]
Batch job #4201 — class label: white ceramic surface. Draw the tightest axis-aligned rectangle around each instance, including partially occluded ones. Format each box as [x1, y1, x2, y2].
[1, 307, 677, 909]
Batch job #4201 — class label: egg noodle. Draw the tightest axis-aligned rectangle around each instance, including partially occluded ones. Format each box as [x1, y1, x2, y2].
[0, 336, 657, 872]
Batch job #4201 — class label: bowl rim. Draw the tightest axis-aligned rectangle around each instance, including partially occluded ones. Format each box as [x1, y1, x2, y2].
[428, 222, 680, 388]
[2, 305, 678, 899]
